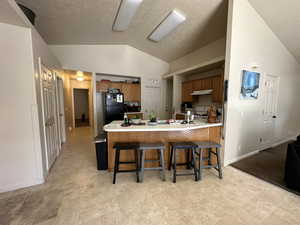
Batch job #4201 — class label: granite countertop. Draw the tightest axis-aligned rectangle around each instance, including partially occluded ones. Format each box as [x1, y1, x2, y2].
[103, 120, 222, 132]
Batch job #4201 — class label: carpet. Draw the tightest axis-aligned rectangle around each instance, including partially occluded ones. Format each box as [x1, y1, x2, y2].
[231, 142, 300, 196]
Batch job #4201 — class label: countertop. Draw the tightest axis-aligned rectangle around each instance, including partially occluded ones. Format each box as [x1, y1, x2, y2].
[125, 112, 143, 114]
[103, 120, 222, 132]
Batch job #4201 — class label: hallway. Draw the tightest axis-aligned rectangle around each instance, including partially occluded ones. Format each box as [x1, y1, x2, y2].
[1, 128, 300, 225]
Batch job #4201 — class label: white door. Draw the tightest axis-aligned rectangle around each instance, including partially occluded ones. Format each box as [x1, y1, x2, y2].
[262, 74, 279, 144]
[40, 65, 59, 170]
[57, 77, 66, 143]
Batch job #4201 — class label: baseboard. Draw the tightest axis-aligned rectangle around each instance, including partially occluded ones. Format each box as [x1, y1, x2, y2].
[224, 134, 298, 167]
[0, 178, 44, 194]
[224, 150, 260, 166]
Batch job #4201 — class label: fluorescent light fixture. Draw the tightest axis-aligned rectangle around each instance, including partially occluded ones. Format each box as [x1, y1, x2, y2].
[149, 9, 186, 42]
[113, 0, 143, 31]
[77, 77, 84, 82]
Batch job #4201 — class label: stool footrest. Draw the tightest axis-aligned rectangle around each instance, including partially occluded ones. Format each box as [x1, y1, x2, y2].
[117, 169, 138, 173]
[144, 159, 160, 163]
[119, 161, 137, 164]
[143, 167, 163, 171]
[200, 165, 218, 169]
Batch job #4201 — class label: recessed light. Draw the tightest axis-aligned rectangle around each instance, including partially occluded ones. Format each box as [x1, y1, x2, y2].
[77, 71, 84, 77]
[113, 0, 143, 31]
[149, 9, 186, 42]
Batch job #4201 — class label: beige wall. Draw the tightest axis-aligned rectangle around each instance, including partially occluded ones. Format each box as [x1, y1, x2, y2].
[0, 23, 41, 192]
[169, 37, 226, 73]
[224, 0, 300, 165]
[0, 0, 62, 191]
[50, 45, 170, 119]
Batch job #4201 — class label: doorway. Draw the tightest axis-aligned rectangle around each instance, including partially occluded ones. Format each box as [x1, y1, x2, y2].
[261, 74, 279, 144]
[74, 88, 90, 127]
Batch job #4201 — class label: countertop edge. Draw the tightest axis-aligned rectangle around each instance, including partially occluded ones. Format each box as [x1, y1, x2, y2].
[104, 123, 223, 132]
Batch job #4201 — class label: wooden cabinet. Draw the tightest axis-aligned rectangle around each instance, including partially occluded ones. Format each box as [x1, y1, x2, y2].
[121, 83, 141, 102]
[182, 81, 193, 102]
[96, 81, 141, 102]
[127, 112, 143, 119]
[182, 76, 223, 104]
[212, 76, 223, 103]
[175, 113, 185, 120]
[192, 78, 212, 90]
[109, 82, 123, 90]
[96, 81, 110, 92]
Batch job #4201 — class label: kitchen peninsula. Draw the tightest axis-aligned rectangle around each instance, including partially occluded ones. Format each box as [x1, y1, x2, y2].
[104, 120, 222, 171]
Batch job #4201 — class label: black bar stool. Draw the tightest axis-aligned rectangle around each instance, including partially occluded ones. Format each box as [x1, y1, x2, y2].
[195, 141, 223, 180]
[168, 142, 198, 183]
[113, 142, 140, 184]
[138, 143, 166, 182]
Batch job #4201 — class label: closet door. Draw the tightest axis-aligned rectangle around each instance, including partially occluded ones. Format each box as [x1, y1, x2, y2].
[40, 65, 59, 170]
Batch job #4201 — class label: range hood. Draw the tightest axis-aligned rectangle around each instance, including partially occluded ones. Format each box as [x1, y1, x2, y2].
[191, 89, 213, 96]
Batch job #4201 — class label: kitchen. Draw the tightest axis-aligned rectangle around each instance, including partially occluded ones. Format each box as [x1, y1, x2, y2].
[95, 57, 225, 183]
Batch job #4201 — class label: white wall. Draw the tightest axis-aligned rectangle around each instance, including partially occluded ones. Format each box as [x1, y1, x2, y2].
[0, 0, 62, 191]
[0, 23, 43, 192]
[169, 37, 226, 73]
[224, 0, 300, 165]
[7, 0, 62, 179]
[50, 45, 170, 119]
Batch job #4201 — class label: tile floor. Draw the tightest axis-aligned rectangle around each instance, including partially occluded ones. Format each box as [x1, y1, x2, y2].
[1, 127, 300, 225]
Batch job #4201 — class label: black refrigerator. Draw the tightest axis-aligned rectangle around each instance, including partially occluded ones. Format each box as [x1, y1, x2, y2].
[103, 92, 124, 124]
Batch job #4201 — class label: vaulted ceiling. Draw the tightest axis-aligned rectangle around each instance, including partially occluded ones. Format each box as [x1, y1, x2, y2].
[249, 0, 300, 63]
[16, 0, 228, 62]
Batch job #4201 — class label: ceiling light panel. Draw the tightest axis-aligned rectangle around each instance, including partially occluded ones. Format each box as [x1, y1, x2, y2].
[113, 0, 143, 31]
[149, 9, 186, 42]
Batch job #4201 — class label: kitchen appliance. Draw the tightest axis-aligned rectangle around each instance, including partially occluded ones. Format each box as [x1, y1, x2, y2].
[191, 89, 213, 95]
[103, 91, 124, 124]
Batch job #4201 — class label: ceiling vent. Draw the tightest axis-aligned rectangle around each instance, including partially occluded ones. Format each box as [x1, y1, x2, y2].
[17, 3, 36, 26]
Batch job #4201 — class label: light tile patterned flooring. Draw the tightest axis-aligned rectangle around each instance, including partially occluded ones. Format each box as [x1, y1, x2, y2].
[1, 127, 300, 225]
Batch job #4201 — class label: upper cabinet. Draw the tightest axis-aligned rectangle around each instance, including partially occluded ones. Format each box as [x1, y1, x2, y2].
[122, 83, 141, 102]
[212, 76, 223, 103]
[96, 81, 141, 102]
[182, 75, 223, 104]
[192, 78, 212, 90]
[182, 81, 193, 102]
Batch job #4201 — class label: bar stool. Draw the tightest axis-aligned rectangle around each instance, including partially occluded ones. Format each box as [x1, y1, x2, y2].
[168, 142, 198, 183]
[195, 142, 223, 180]
[138, 143, 166, 182]
[113, 142, 140, 184]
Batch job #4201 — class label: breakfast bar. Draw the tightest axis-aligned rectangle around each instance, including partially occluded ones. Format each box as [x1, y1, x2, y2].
[104, 120, 223, 171]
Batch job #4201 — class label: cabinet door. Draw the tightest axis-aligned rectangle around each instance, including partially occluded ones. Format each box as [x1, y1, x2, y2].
[212, 76, 223, 103]
[182, 81, 193, 102]
[121, 83, 141, 102]
[110, 82, 123, 91]
[192, 80, 202, 91]
[96, 81, 111, 92]
[130, 84, 141, 102]
[202, 78, 212, 90]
